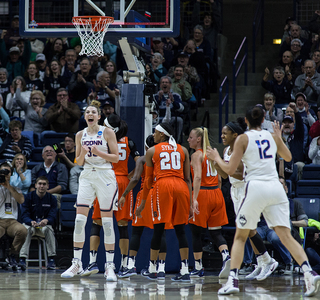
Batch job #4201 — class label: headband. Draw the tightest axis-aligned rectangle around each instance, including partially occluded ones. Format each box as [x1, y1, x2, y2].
[104, 117, 119, 133]
[155, 124, 177, 151]
[225, 122, 244, 135]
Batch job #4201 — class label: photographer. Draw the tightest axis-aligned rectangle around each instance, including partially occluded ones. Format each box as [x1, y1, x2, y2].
[19, 176, 57, 270]
[0, 162, 27, 270]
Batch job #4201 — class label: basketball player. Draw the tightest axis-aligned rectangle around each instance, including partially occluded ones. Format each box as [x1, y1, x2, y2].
[81, 114, 139, 276]
[136, 122, 192, 281]
[117, 135, 167, 279]
[216, 119, 278, 281]
[187, 127, 231, 278]
[61, 100, 119, 282]
[207, 106, 320, 297]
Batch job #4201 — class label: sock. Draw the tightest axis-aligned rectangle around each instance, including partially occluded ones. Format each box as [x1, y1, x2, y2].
[259, 251, 272, 265]
[301, 261, 312, 273]
[195, 259, 202, 270]
[230, 268, 239, 279]
[121, 254, 128, 268]
[74, 247, 83, 260]
[106, 250, 114, 264]
[148, 260, 157, 273]
[158, 260, 165, 273]
[89, 250, 97, 264]
[181, 259, 189, 275]
[127, 256, 135, 269]
[221, 249, 230, 261]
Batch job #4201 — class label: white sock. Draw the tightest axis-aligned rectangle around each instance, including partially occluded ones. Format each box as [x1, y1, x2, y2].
[106, 250, 114, 264]
[181, 260, 189, 275]
[158, 260, 165, 273]
[259, 251, 271, 265]
[195, 259, 202, 270]
[127, 257, 135, 269]
[121, 255, 128, 268]
[74, 248, 83, 261]
[89, 250, 97, 264]
[148, 260, 157, 273]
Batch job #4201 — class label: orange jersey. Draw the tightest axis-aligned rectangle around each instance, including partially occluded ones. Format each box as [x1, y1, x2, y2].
[152, 142, 185, 181]
[191, 150, 218, 186]
[114, 136, 130, 176]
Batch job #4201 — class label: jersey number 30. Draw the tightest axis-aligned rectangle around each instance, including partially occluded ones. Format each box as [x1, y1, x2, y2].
[255, 140, 272, 159]
[160, 152, 181, 170]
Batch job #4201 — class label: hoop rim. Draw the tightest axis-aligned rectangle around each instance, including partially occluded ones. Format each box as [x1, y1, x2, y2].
[72, 15, 114, 25]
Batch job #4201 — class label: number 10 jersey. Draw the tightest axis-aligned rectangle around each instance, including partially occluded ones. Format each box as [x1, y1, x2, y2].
[242, 129, 278, 182]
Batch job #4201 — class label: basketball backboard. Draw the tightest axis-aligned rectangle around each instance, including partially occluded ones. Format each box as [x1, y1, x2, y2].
[19, 0, 180, 38]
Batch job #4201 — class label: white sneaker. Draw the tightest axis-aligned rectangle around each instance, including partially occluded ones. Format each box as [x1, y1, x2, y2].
[219, 257, 231, 279]
[256, 258, 278, 281]
[104, 263, 117, 282]
[245, 265, 262, 280]
[218, 275, 239, 295]
[304, 270, 320, 297]
[61, 258, 83, 278]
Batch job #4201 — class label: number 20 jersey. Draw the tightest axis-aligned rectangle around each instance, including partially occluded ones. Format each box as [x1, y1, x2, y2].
[152, 142, 185, 180]
[81, 125, 112, 170]
[242, 129, 278, 181]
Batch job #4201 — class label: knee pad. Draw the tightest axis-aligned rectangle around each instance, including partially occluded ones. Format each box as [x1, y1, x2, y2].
[90, 223, 102, 237]
[209, 229, 227, 248]
[102, 217, 115, 245]
[118, 225, 129, 239]
[74, 214, 87, 243]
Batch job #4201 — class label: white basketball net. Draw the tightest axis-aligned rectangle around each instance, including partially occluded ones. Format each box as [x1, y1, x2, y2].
[72, 16, 114, 57]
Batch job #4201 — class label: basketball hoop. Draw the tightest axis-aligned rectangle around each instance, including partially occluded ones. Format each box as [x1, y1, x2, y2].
[72, 16, 114, 57]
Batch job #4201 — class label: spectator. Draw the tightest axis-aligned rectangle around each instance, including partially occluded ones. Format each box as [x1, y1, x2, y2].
[0, 31, 31, 83]
[278, 51, 302, 82]
[294, 60, 320, 107]
[16, 90, 48, 133]
[171, 65, 193, 102]
[0, 120, 33, 162]
[192, 25, 212, 58]
[263, 92, 283, 122]
[289, 39, 308, 70]
[35, 53, 47, 81]
[104, 60, 124, 94]
[0, 162, 27, 271]
[153, 76, 185, 141]
[0, 68, 11, 102]
[3, 15, 20, 49]
[24, 62, 43, 92]
[44, 59, 68, 103]
[308, 135, 320, 164]
[61, 49, 79, 80]
[10, 153, 31, 194]
[152, 37, 173, 70]
[69, 165, 83, 194]
[261, 66, 293, 104]
[19, 176, 57, 270]
[295, 92, 317, 129]
[68, 57, 95, 102]
[43, 38, 68, 63]
[280, 24, 311, 58]
[88, 71, 118, 104]
[30, 145, 68, 195]
[150, 53, 167, 84]
[57, 133, 76, 172]
[6, 76, 31, 119]
[312, 50, 320, 73]
[309, 107, 320, 139]
[282, 103, 305, 179]
[46, 88, 81, 133]
[0, 94, 10, 136]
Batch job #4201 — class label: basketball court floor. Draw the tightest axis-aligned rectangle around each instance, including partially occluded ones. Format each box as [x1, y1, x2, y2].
[0, 268, 313, 299]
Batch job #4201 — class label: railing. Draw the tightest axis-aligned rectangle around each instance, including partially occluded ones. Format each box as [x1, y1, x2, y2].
[232, 37, 248, 114]
[252, 0, 264, 73]
[218, 76, 229, 143]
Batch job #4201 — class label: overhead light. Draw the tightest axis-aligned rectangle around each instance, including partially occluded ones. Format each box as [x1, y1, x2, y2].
[273, 39, 282, 45]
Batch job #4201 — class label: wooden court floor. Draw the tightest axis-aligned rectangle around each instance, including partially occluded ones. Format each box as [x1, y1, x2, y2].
[0, 268, 314, 300]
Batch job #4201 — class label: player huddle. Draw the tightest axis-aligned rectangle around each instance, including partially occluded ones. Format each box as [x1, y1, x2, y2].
[60, 101, 320, 297]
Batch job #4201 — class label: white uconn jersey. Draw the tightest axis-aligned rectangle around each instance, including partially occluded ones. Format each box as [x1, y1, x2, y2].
[81, 126, 112, 169]
[224, 146, 244, 186]
[242, 130, 278, 181]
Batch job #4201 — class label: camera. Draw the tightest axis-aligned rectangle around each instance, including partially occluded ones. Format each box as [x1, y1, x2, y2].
[144, 82, 157, 103]
[0, 169, 10, 183]
[53, 143, 62, 154]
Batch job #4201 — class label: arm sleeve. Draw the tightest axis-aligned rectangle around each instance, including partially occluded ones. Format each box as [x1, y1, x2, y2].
[307, 113, 316, 127]
[128, 138, 140, 159]
[0, 107, 10, 130]
[21, 169, 32, 190]
[308, 137, 319, 160]
[295, 112, 305, 140]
